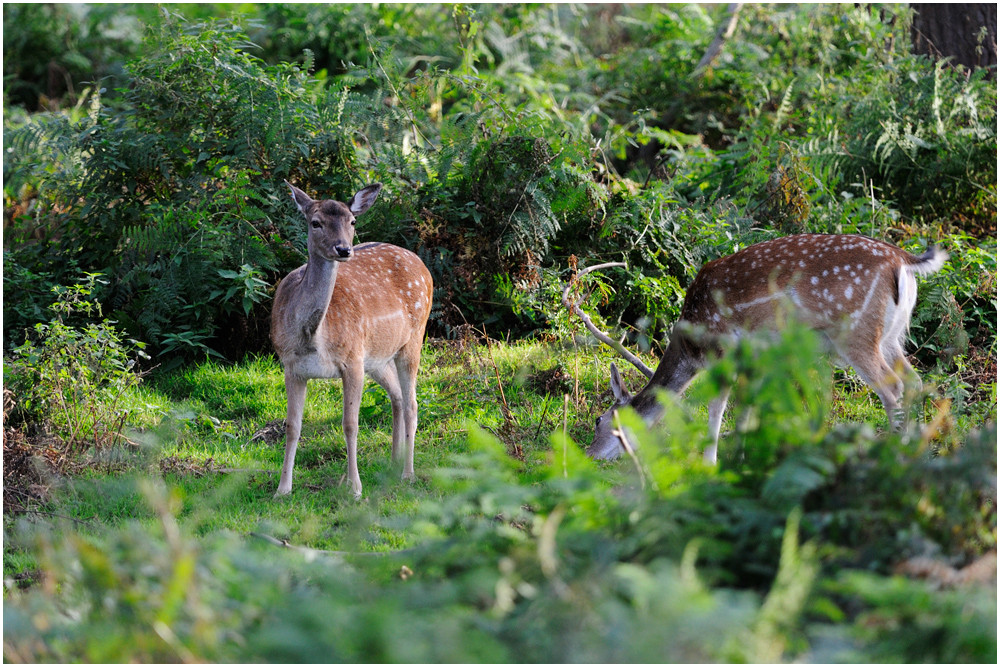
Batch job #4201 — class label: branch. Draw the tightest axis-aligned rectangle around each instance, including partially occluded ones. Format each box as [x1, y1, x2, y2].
[693, 3, 742, 79]
[248, 532, 419, 558]
[562, 262, 654, 379]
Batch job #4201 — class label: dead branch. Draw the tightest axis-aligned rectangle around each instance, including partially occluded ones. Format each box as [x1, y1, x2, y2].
[561, 262, 654, 379]
[693, 3, 743, 78]
[248, 532, 421, 559]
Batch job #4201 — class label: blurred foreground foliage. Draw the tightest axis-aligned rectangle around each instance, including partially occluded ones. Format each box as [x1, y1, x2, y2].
[3, 5, 995, 663]
[4, 327, 996, 662]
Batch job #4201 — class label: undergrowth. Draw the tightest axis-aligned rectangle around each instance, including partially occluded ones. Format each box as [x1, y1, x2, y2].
[4, 330, 996, 662]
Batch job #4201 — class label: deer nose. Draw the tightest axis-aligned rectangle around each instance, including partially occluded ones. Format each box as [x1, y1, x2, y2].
[335, 245, 352, 259]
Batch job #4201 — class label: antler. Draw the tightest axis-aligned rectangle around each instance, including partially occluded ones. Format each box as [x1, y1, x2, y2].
[562, 262, 654, 379]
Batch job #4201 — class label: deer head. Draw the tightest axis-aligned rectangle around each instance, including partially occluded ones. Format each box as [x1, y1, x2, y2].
[286, 181, 382, 262]
[589, 363, 634, 460]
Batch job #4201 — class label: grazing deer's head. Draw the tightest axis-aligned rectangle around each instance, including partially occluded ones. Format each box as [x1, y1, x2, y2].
[286, 181, 382, 262]
[588, 363, 633, 460]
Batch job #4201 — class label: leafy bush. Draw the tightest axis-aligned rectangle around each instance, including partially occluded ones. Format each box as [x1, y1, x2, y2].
[6, 274, 147, 453]
[2, 4, 144, 111]
[804, 58, 997, 232]
[5, 16, 359, 360]
[3, 4, 995, 377]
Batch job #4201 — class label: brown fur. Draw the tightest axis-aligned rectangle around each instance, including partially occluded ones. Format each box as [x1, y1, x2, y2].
[271, 183, 433, 497]
[588, 233, 946, 462]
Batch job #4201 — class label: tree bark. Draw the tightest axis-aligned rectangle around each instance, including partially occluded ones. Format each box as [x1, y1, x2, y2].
[910, 4, 997, 73]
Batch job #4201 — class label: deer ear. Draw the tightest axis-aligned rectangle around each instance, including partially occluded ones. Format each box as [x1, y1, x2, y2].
[609, 363, 630, 404]
[286, 181, 314, 216]
[349, 184, 382, 216]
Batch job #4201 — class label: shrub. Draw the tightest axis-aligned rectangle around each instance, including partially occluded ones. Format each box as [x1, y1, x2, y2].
[804, 58, 997, 231]
[6, 274, 148, 454]
[5, 16, 359, 360]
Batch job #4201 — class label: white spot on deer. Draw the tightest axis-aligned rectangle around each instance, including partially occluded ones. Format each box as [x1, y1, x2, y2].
[811, 276, 819, 285]
[845, 286, 854, 299]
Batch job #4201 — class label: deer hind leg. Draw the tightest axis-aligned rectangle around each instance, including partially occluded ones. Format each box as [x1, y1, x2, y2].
[341, 365, 365, 498]
[276, 372, 308, 497]
[883, 337, 922, 418]
[879, 273, 923, 424]
[841, 340, 906, 430]
[369, 362, 406, 464]
[393, 340, 423, 482]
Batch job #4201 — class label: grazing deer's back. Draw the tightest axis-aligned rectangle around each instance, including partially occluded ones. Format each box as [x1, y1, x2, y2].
[681, 234, 915, 334]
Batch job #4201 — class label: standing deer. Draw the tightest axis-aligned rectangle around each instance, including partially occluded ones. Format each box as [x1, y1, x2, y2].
[580, 234, 947, 462]
[271, 181, 433, 497]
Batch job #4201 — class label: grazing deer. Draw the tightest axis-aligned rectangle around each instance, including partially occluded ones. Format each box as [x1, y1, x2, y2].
[581, 234, 947, 462]
[270, 181, 433, 497]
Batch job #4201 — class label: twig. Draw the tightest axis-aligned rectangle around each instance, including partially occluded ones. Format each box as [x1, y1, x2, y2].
[365, 31, 437, 152]
[562, 394, 570, 478]
[612, 410, 657, 493]
[248, 532, 419, 558]
[533, 393, 554, 442]
[562, 262, 655, 379]
[482, 326, 518, 434]
[692, 3, 743, 78]
[17, 509, 95, 526]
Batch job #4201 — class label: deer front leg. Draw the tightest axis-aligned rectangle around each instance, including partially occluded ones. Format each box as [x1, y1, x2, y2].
[276, 373, 308, 497]
[341, 366, 365, 498]
[704, 386, 731, 464]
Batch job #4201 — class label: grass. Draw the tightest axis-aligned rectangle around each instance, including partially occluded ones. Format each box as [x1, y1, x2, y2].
[6, 334, 969, 565]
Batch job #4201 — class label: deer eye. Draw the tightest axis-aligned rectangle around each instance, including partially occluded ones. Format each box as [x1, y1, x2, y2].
[311, 220, 322, 229]
[595, 416, 603, 428]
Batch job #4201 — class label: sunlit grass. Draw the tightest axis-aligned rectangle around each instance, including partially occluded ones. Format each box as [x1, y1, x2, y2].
[12, 335, 953, 558]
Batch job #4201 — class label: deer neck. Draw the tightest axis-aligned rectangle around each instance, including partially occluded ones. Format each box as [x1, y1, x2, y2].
[631, 335, 705, 422]
[294, 254, 341, 345]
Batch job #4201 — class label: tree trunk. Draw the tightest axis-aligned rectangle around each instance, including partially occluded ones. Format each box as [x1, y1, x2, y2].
[910, 4, 997, 73]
